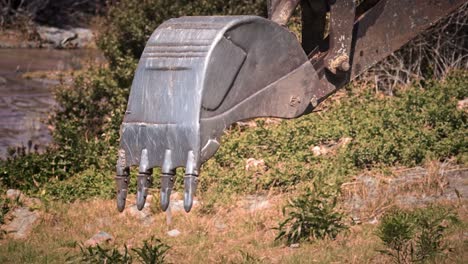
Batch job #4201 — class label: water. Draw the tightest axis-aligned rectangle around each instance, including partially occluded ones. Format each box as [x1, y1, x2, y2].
[0, 48, 104, 158]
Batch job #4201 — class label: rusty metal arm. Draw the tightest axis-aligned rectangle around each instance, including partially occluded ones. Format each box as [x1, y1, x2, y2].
[350, 0, 465, 78]
[307, 0, 466, 105]
[268, 0, 301, 25]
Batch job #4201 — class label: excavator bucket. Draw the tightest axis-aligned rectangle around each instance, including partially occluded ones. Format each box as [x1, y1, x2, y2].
[115, 0, 465, 213]
[116, 16, 319, 212]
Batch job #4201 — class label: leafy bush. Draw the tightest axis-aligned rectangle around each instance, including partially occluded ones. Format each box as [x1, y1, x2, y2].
[376, 206, 460, 263]
[98, 0, 267, 75]
[275, 182, 347, 245]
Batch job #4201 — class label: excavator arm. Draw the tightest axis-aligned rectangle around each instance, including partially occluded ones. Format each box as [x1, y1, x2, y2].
[115, 0, 466, 212]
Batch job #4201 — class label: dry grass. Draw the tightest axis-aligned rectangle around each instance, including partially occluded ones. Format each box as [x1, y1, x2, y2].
[0, 188, 466, 263]
[341, 160, 467, 222]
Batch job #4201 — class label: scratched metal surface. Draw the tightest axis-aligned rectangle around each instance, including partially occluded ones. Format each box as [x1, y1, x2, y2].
[117, 16, 316, 212]
[120, 16, 310, 171]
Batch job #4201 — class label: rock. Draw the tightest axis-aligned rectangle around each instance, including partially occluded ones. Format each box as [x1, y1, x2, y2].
[245, 158, 266, 171]
[2, 207, 39, 239]
[6, 189, 22, 201]
[457, 98, 468, 111]
[23, 197, 42, 209]
[340, 137, 352, 146]
[127, 204, 151, 219]
[236, 121, 257, 128]
[167, 229, 181, 237]
[444, 169, 468, 200]
[36, 26, 75, 48]
[243, 195, 271, 212]
[343, 166, 468, 221]
[5, 189, 42, 209]
[214, 220, 227, 231]
[72, 28, 94, 47]
[311, 146, 324, 156]
[84, 231, 114, 247]
[289, 243, 300, 248]
[164, 192, 199, 213]
[311, 137, 352, 156]
[170, 197, 199, 212]
[125, 195, 154, 225]
[36, 26, 95, 48]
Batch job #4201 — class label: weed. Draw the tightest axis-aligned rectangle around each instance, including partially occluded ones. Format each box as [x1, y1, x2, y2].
[237, 250, 264, 263]
[376, 206, 460, 263]
[132, 236, 171, 264]
[67, 244, 132, 264]
[0, 194, 23, 233]
[67, 237, 170, 264]
[275, 182, 347, 245]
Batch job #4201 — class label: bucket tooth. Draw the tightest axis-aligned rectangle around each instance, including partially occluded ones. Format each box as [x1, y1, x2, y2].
[184, 150, 199, 212]
[161, 150, 175, 211]
[161, 172, 175, 211]
[136, 172, 152, 210]
[116, 150, 129, 212]
[183, 175, 198, 213]
[137, 149, 152, 210]
[115, 172, 129, 212]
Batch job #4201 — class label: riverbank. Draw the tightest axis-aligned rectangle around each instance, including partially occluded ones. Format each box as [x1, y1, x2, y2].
[0, 26, 95, 49]
[0, 46, 104, 158]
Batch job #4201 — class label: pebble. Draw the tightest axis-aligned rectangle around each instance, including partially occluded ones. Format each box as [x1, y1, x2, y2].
[167, 229, 181, 237]
[84, 231, 114, 247]
[170, 198, 199, 212]
[457, 98, 468, 111]
[244, 195, 271, 212]
[214, 220, 227, 231]
[6, 189, 22, 200]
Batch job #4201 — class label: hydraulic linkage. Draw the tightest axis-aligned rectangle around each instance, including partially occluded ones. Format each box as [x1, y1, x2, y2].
[115, 0, 465, 212]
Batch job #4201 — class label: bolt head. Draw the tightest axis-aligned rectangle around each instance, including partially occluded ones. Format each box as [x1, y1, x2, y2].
[340, 61, 350, 71]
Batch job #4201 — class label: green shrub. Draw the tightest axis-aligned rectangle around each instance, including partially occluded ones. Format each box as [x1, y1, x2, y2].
[67, 237, 170, 264]
[275, 182, 347, 245]
[132, 236, 171, 264]
[67, 244, 132, 264]
[200, 71, 467, 199]
[99, 0, 266, 69]
[0, 196, 20, 225]
[376, 206, 460, 263]
[43, 167, 114, 202]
